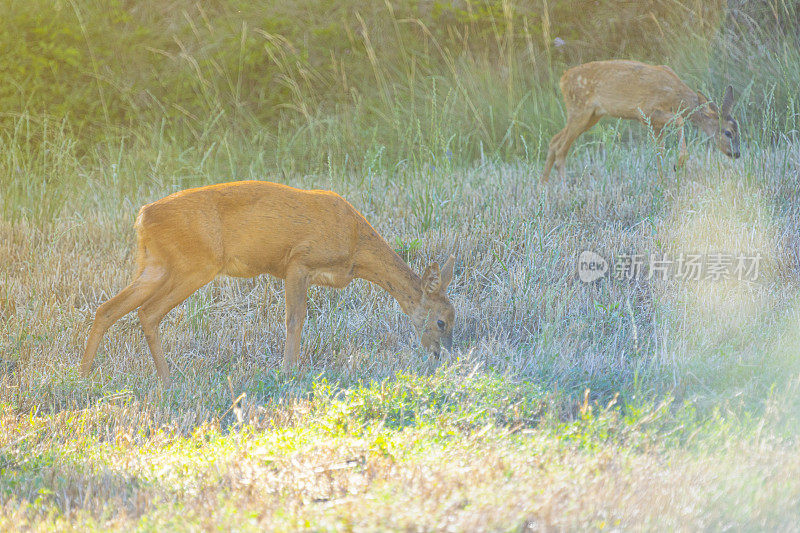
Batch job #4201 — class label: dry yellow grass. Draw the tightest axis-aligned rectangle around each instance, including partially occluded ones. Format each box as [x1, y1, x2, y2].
[3, 140, 800, 529]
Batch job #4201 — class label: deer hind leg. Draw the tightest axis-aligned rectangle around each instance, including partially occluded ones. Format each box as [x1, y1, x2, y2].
[282, 266, 310, 372]
[136, 269, 216, 387]
[552, 110, 601, 180]
[542, 130, 565, 182]
[80, 265, 167, 379]
[649, 123, 668, 179]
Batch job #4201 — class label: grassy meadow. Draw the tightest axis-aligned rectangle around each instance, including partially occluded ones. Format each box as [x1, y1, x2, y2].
[2, 0, 800, 530]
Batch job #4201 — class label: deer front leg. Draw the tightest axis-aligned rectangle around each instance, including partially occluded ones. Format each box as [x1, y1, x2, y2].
[282, 266, 309, 371]
[652, 124, 666, 179]
[554, 110, 601, 181]
[677, 120, 688, 169]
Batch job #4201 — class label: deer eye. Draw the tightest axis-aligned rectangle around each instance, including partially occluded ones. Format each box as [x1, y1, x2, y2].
[437, 320, 445, 330]
[724, 130, 733, 138]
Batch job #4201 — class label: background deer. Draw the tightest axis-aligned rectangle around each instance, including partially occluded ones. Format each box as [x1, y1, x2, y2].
[79, 181, 456, 386]
[542, 59, 740, 181]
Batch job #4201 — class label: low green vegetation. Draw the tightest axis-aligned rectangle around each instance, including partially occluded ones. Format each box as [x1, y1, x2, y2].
[3, 367, 800, 530]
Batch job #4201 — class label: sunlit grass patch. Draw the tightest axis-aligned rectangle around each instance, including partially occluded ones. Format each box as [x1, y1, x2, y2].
[2, 372, 800, 530]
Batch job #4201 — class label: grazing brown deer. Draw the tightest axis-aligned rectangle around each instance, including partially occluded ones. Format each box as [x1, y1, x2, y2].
[542, 59, 740, 181]
[80, 181, 456, 386]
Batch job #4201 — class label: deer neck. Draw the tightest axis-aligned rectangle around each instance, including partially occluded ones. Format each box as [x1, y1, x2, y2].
[353, 225, 423, 316]
[689, 93, 718, 137]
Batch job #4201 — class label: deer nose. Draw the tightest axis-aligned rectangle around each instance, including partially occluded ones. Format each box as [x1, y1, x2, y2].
[443, 334, 453, 352]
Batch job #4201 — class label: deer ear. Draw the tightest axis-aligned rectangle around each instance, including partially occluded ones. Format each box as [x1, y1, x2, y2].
[422, 263, 441, 294]
[440, 255, 455, 290]
[721, 85, 735, 116]
[697, 91, 718, 118]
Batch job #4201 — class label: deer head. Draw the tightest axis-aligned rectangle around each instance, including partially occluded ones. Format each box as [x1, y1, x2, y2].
[411, 255, 456, 357]
[697, 85, 741, 159]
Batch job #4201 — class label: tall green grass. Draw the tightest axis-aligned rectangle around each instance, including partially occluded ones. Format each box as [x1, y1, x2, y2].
[2, 1, 799, 221]
[0, 115, 81, 222]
